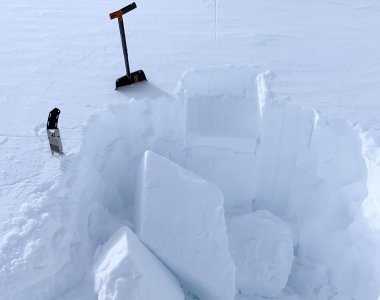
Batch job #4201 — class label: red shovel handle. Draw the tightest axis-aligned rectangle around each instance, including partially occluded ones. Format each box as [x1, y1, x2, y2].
[110, 2, 137, 20]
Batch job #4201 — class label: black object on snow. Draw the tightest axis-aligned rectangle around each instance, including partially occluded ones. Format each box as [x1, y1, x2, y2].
[47, 108, 60, 129]
[109, 2, 147, 89]
[47, 108, 63, 155]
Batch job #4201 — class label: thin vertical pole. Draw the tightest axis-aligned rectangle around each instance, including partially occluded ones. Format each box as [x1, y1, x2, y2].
[118, 18, 131, 78]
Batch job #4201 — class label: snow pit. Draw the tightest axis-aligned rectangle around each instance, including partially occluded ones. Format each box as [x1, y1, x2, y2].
[135, 150, 236, 300]
[227, 211, 294, 298]
[2, 68, 380, 300]
[93, 226, 184, 300]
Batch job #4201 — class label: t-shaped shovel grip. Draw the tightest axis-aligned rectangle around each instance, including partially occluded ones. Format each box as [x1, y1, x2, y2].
[109, 2, 137, 20]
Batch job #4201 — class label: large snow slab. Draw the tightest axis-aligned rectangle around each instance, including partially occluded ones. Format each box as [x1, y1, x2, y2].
[227, 211, 294, 298]
[93, 226, 184, 300]
[135, 150, 235, 300]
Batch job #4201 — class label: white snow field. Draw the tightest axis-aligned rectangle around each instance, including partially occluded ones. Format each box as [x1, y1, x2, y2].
[2, 0, 380, 300]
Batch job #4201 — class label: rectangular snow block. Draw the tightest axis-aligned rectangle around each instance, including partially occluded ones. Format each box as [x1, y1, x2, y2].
[135, 150, 236, 300]
[93, 226, 184, 300]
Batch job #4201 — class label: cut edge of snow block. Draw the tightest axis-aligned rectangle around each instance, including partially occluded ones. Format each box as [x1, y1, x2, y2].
[135, 150, 236, 300]
[93, 226, 184, 300]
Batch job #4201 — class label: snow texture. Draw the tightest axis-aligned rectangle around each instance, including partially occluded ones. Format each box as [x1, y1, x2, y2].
[93, 226, 184, 300]
[227, 211, 294, 298]
[135, 150, 235, 300]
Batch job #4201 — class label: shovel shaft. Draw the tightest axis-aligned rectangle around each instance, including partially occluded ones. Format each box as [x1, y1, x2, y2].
[118, 18, 131, 78]
[109, 2, 146, 88]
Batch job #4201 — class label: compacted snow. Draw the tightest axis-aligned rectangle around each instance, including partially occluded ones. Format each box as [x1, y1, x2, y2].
[2, 0, 380, 300]
[93, 226, 184, 300]
[136, 150, 235, 300]
[227, 211, 294, 298]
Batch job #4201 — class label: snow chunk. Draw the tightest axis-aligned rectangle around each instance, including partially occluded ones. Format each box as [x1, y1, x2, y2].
[227, 211, 294, 298]
[93, 226, 184, 300]
[135, 150, 235, 300]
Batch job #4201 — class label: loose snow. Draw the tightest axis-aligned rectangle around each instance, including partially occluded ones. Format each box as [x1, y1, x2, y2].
[135, 150, 235, 300]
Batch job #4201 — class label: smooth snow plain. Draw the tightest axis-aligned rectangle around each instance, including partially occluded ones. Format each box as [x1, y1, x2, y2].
[2, 0, 380, 300]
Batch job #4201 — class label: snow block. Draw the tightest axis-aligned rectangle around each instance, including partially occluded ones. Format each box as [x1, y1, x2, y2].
[135, 150, 236, 300]
[227, 211, 294, 298]
[93, 226, 184, 300]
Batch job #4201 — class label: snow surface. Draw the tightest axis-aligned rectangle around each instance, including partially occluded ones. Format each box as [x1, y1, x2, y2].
[135, 150, 235, 300]
[2, 0, 380, 299]
[93, 226, 184, 300]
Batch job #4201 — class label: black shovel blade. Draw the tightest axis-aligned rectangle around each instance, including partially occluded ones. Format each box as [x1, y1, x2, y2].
[115, 70, 147, 89]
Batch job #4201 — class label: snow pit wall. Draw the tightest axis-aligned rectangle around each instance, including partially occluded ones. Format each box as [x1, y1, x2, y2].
[254, 73, 380, 299]
[1, 67, 380, 300]
[177, 67, 261, 213]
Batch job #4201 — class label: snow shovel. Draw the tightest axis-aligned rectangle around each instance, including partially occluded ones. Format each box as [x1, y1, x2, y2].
[46, 108, 63, 155]
[110, 2, 147, 89]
